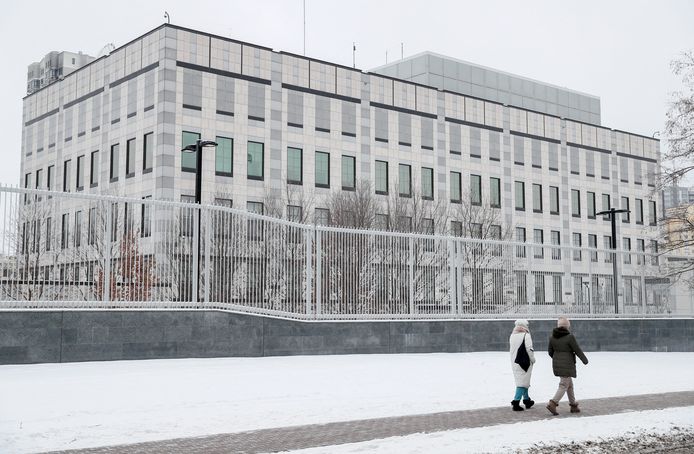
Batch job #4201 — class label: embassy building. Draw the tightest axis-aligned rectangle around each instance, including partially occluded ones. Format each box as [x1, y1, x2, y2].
[20, 24, 661, 290]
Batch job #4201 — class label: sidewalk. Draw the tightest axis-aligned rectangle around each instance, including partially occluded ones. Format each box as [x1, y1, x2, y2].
[50, 390, 694, 454]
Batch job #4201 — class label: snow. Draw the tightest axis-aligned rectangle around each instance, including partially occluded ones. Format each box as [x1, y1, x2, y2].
[289, 407, 694, 453]
[0, 352, 693, 453]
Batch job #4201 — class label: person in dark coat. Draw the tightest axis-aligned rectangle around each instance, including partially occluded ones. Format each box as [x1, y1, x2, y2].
[546, 317, 588, 415]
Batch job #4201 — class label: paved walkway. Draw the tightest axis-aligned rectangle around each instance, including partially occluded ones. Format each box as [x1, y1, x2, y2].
[50, 390, 694, 454]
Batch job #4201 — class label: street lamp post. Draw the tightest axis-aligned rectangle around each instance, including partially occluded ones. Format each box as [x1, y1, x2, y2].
[596, 207, 630, 314]
[181, 139, 217, 302]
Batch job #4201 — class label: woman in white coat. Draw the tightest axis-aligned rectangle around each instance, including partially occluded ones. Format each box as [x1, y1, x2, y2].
[509, 319, 536, 411]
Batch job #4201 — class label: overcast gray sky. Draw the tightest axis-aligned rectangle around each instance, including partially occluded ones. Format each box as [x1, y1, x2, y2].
[2, 0, 692, 186]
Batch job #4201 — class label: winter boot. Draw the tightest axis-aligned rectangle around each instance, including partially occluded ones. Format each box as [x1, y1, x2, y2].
[570, 403, 580, 413]
[523, 398, 535, 409]
[546, 399, 559, 415]
[511, 400, 525, 411]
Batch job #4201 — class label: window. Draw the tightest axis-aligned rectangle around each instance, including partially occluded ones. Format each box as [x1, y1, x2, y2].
[181, 131, 200, 172]
[588, 234, 598, 262]
[47, 165, 54, 191]
[451, 221, 462, 237]
[635, 199, 644, 225]
[74, 211, 82, 247]
[602, 194, 611, 220]
[534, 229, 544, 259]
[470, 174, 481, 206]
[315, 151, 330, 188]
[76, 155, 84, 190]
[248, 80, 267, 120]
[421, 117, 434, 150]
[90, 151, 99, 187]
[648, 200, 657, 226]
[110, 143, 119, 181]
[88, 207, 97, 245]
[585, 150, 595, 177]
[513, 136, 524, 165]
[398, 112, 411, 146]
[422, 167, 434, 199]
[342, 155, 356, 190]
[490, 177, 501, 208]
[63, 159, 71, 192]
[143, 132, 153, 172]
[548, 143, 559, 171]
[604, 235, 613, 263]
[141, 196, 151, 237]
[247, 141, 264, 180]
[570, 147, 580, 175]
[315, 96, 330, 132]
[621, 197, 630, 223]
[246, 201, 264, 240]
[61, 213, 69, 249]
[45, 217, 52, 251]
[551, 230, 561, 260]
[375, 108, 388, 142]
[315, 208, 330, 226]
[126, 138, 136, 177]
[398, 164, 411, 197]
[213, 136, 233, 176]
[620, 157, 629, 183]
[376, 161, 389, 194]
[532, 184, 542, 213]
[531, 140, 541, 168]
[287, 205, 302, 222]
[36, 168, 43, 191]
[287, 147, 303, 184]
[450, 172, 461, 203]
[490, 224, 502, 255]
[515, 181, 525, 211]
[637, 238, 645, 265]
[623, 237, 631, 264]
[571, 189, 581, 217]
[587, 192, 596, 219]
[601, 153, 610, 180]
[179, 195, 195, 237]
[573, 232, 582, 261]
[546, 186, 558, 215]
[650, 240, 659, 265]
[216, 75, 235, 116]
[515, 227, 526, 258]
[341, 101, 356, 136]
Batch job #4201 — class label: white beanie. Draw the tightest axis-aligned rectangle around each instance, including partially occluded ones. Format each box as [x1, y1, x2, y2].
[557, 317, 571, 328]
[514, 319, 529, 329]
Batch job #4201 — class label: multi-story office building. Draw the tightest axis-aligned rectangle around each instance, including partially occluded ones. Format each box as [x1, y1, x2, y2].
[662, 185, 694, 209]
[19, 24, 662, 306]
[27, 51, 95, 95]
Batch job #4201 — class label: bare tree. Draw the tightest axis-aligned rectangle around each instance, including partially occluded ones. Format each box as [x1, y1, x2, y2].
[663, 50, 694, 185]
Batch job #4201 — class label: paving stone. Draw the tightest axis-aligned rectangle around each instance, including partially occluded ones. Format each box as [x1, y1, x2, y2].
[47, 390, 694, 454]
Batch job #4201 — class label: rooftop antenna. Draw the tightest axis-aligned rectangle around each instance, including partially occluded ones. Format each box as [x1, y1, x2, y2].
[352, 42, 356, 68]
[303, 0, 306, 55]
[386, 50, 388, 64]
[164, 11, 170, 24]
[401, 42, 403, 59]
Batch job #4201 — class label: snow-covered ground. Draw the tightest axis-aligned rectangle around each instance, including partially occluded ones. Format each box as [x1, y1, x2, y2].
[0, 352, 693, 453]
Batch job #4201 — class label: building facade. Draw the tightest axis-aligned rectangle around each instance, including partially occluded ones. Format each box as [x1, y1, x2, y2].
[27, 51, 95, 95]
[19, 24, 662, 307]
[662, 185, 694, 209]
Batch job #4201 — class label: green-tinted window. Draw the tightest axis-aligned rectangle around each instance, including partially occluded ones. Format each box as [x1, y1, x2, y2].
[216, 137, 233, 176]
[490, 177, 501, 208]
[341, 155, 355, 190]
[470, 174, 481, 205]
[398, 164, 411, 197]
[181, 131, 200, 172]
[287, 147, 302, 184]
[550, 186, 560, 214]
[450, 172, 461, 202]
[587, 191, 596, 218]
[572, 189, 581, 217]
[515, 181, 525, 210]
[247, 141, 264, 179]
[315, 151, 330, 187]
[375, 160, 388, 194]
[422, 167, 434, 199]
[143, 132, 153, 171]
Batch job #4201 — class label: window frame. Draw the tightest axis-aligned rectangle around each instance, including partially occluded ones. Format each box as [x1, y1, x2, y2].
[315, 151, 330, 188]
[247, 141, 265, 181]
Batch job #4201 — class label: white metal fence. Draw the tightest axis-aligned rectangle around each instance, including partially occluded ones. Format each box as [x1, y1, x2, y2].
[0, 186, 692, 319]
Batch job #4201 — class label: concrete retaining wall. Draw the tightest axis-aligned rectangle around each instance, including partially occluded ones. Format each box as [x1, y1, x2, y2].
[1, 311, 693, 364]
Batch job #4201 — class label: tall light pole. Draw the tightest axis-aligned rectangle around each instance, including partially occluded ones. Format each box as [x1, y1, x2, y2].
[181, 139, 217, 302]
[596, 207, 630, 314]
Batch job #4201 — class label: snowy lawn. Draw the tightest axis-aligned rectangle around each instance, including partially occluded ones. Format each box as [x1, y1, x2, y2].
[1, 352, 693, 453]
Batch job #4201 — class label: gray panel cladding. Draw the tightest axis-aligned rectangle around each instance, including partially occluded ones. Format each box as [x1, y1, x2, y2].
[1, 311, 692, 364]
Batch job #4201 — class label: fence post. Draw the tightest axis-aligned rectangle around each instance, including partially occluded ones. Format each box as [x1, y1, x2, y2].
[192, 205, 199, 304]
[103, 203, 112, 304]
[305, 226, 313, 318]
[315, 228, 321, 317]
[203, 206, 211, 305]
[408, 236, 414, 317]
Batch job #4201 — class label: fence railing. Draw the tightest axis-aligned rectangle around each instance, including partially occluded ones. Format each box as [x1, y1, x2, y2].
[0, 186, 692, 319]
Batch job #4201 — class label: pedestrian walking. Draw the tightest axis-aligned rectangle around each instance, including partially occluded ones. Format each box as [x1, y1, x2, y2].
[546, 317, 589, 415]
[509, 319, 536, 411]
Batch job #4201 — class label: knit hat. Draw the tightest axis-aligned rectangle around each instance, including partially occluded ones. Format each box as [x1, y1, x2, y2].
[557, 317, 571, 328]
[514, 319, 529, 329]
